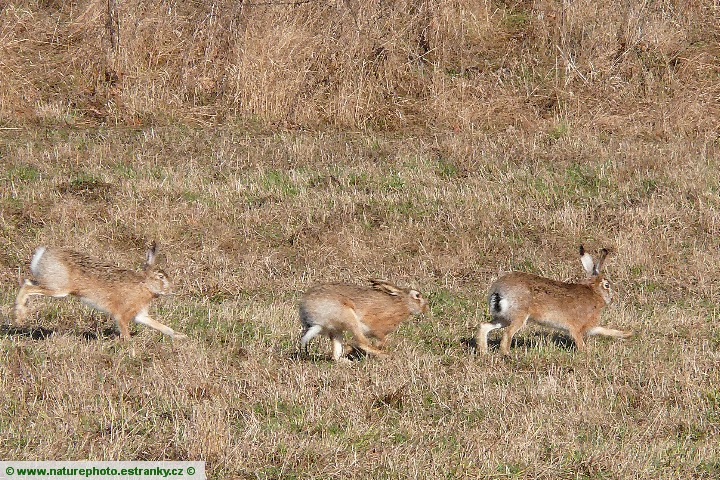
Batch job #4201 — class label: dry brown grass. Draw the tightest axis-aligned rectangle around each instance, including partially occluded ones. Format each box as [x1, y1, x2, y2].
[1, 125, 719, 478]
[1, 0, 719, 133]
[1, 1, 720, 478]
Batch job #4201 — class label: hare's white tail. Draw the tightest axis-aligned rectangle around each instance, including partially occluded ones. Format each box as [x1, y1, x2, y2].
[587, 326, 632, 339]
[29, 247, 46, 277]
[488, 292, 509, 315]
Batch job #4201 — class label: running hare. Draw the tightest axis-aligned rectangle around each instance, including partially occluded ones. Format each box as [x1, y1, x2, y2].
[14, 242, 187, 340]
[476, 246, 631, 355]
[299, 280, 429, 361]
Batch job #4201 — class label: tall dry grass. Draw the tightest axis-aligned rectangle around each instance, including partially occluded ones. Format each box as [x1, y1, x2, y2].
[1, 0, 718, 133]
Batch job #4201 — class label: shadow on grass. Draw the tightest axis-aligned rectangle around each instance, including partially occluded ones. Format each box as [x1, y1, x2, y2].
[0, 322, 121, 341]
[291, 345, 379, 363]
[291, 350, 334, 363]
[81, 328, 122, 341]
[0, 323, 56, 340]
[461, 332, 577, 353]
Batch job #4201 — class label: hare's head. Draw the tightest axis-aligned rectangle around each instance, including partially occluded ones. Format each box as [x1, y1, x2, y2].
[580, 245, 613, 305]
[143, 242, 173, 296]
[370, 280, 429, 315]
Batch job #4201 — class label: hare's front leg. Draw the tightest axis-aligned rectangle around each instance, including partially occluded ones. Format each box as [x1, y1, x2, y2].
[330, 334, 345, 361]
[570, 328, 586, 352]
[134, 310, 187, 339]
[116, 313, 133, 340]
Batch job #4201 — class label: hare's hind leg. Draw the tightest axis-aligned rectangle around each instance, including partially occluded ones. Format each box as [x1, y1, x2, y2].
[133, 311, 187, 340]
[327, 309, 386, 360]
[300, 325, 323, 354]
[355, 342, 387, 358]
[14, 280, 65, 325]
[331, 334, 345, 361]
[327, 331, 383, 361]
[476, 321, 506, 353]
[347, 324, 387, 359]
[499, 314, 529, 355]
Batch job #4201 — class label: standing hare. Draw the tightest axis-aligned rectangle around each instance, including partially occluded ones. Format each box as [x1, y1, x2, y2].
[476, 246, 631, 355]
[299, 280, 429, 361]
[14, 242, 187, 340]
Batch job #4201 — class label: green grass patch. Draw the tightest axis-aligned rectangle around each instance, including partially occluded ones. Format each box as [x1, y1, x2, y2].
[260, 170, 300, 197]
[6, 165, 40, 182]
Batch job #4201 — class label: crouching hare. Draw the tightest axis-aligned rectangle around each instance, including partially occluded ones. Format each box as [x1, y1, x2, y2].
[299, 280, 429, 361]
[476, 246, 631, 355]
[14, 242, 187, 340]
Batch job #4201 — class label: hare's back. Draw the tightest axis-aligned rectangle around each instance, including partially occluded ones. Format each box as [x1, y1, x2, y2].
[302, 283, 370, 300]
[491, 272, 582, 303]
[496, 272, 600, 314]
[33, 248, 140, 287]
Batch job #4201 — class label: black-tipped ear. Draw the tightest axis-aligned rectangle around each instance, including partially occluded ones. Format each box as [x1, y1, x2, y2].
[579, 245, 585, 256]
[145, 241, 158, 267]
[370, 279, 402, 296]
[595, 248, 609, 273]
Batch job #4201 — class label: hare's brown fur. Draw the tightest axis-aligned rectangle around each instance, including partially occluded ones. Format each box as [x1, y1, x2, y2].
[476, 246, 631, 355]
[299, 280, 428, 361]
[14, 243, 186, 340]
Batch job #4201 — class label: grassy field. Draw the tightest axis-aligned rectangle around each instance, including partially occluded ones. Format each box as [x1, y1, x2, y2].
[1, 125, 718, 478]
[1, 0, 720, 478]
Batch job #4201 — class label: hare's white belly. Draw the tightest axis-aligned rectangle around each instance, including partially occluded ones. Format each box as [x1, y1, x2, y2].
[532, 315, 569, 332]
[80, 296, 111, 315]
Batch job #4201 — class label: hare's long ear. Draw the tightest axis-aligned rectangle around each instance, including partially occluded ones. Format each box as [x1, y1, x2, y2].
[579, 245, 595, 277]
[370, 279, 402, 296]
[594, 248, 609, 274]
[145, 241, 159, 268]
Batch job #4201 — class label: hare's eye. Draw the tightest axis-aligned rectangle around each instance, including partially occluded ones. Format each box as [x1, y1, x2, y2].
[602, 280, 610, 289]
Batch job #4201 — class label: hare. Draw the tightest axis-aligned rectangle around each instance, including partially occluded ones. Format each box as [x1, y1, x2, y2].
[14, 242, 187, 340]
[476, 246, 631, 355]
[299, 280, 429, 361]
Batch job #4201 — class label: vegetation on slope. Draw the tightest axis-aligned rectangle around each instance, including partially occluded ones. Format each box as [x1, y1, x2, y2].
[1, 0, 718, 133]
